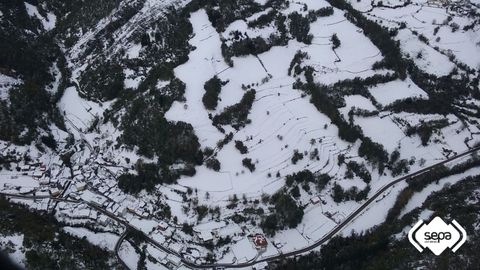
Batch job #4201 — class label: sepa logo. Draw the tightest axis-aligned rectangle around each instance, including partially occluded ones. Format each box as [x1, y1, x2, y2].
[408, 216, 467, 255]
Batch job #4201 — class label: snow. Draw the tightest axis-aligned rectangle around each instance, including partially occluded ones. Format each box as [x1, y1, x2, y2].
[289, 205, 336, 242]
[118, 241, 140, 269]
[130, 218, 158, 234]
[418, 208, 434, 221]
[396, 29, 455, 76]
[24, 2, 56, 31]
[0, 73, 21, 100]
[399, 167, 480, 217]
[369, 78, 428, 106]
[123, 69, 142, 89]
[127, 44, 142, 59]
[1, 0, 478, 266]
[253, 0, 268, 5]
[0, 234, 25, 267]
[224, 19, 277, 43]
[46, 62, 62, 95]
[199, 230, 213, 242]
[344, 95, 376, 111]
[194, 220, 226, 231]
[342, 181, 408, 234]
[165, 9, 227, 147]
[80, 190, 107, 205]
[368, 2, 480, 70]
[294, 0, 331, 10]
[272, 229, 309, 252]
[62, 227, 119, 251]
[0, 174, 39, 189]
[305, 9, 386, 83]
[167, 9, 350, 201]
[356, 114, 405, 152]
[339, 95, 376, 120]
[166, 9, 353, 202]
[58, 86, 110, 134]
[230, 238, 258, 263]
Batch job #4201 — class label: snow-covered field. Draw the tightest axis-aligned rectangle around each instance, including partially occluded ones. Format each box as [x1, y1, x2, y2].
[63, 227, 119, 251]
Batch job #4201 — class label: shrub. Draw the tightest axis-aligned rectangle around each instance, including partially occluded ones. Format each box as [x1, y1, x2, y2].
[346, 161, 372, 183]
[260, 193, 304, 236]
[317, 174, 331, 191]
[182, 223, 194, 235]
[332, 182, 370, 202]
[79, 61, 125, 101]
[285, 170, 316, 184]
[358, 137, 389, 173]
[247, 9, 277, 28]
[291, 150, 304, 164]
[202, 76, 228, 110]
[213, 89, 256, 129]
[288, 50, 309, 76]
[235, 140, 249, 154]
[242, 158, 256, 172]
[289, 12, 313, 44]
[405, 119, 449, 146]
[331, 33, 341, 49]
[206, 158, 221, 171]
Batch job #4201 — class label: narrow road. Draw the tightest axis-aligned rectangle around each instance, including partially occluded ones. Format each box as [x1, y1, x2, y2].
[0, 193, 80, 203]
[115, 229, 130, 270]
[2, 146, 479, 269]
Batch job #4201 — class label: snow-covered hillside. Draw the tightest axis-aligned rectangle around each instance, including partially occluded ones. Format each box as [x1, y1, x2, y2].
[1, 0, 479, 269]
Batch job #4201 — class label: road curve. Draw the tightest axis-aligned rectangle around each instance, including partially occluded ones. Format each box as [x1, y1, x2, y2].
[115, 230, 130, 270]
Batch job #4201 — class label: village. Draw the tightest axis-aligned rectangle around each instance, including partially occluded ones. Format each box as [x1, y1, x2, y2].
[0, 133, 356, 270]
[0, 140, 291, 269]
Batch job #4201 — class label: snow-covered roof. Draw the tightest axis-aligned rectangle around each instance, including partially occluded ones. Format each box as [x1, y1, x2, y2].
[310, 196, 320, 204]
[199, 230, 214, 242]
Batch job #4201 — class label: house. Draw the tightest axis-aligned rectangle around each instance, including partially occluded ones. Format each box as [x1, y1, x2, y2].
[50, 188, 61, 197]
[75, 182, 87, 192]
[98, 215, 109, 226]
[310, 196, 320, 205]
[199, 230, 214, 243]
[252, 234, 268, 249]
[158, 221, 169, 231]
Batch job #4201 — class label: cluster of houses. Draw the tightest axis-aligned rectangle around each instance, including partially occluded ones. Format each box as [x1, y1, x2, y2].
[2, 147, 275, 270]
[3, 160, 70, 199]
